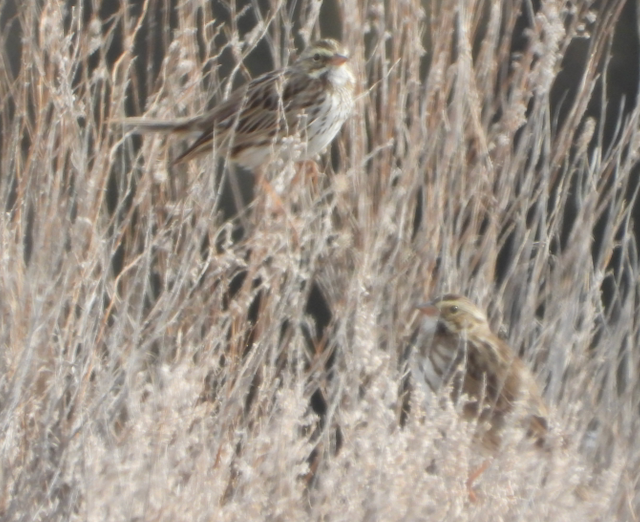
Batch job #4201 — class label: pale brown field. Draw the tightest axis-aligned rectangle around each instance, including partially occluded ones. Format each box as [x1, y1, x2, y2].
[1, 0, 639, 520]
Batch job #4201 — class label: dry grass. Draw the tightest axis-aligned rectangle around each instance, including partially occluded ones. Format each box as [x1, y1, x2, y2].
[1, 0, 639, 520]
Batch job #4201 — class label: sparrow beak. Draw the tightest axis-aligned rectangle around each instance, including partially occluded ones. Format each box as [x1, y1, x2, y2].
[415, 301, 439, 318]
[329, 54, 348, 66]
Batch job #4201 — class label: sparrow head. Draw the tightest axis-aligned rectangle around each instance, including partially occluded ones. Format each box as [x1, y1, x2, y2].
[297, 39, 353, 86]
[416, 294, 490, 337]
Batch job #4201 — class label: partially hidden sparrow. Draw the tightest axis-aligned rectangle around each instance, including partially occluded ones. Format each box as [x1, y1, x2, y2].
[411, 294, 548, 452]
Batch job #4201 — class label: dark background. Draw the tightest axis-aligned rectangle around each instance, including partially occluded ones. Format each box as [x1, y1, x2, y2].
[1, 0, 638, 293]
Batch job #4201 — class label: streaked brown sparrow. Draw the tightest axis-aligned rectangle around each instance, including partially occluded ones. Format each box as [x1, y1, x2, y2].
[411, 294, 548, 451]
[117, 39, 355, 169]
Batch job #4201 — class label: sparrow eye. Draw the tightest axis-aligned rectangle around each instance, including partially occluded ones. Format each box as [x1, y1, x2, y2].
[449, 305, 459, 313]
[313, 53, 321, 61]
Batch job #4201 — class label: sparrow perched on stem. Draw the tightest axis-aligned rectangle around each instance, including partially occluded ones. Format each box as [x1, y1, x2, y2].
[116, 39, 355, 169]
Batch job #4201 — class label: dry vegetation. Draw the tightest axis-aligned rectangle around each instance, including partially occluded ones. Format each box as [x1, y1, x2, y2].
[1, 0, 639, 520]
